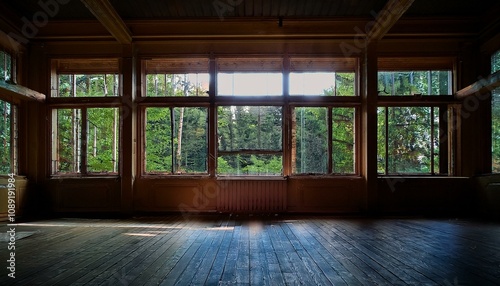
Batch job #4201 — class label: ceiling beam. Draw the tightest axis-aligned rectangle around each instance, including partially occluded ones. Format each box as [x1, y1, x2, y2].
[80, 0, 132, 44]
[367, 0, 415, 43]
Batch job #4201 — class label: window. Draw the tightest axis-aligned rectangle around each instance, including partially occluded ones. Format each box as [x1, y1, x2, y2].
[292, 107, 355, 174]
[51, 108, 119, 175]
[217, 106, 282, 175]
[289, 58, 357, 96]
[378, 107, 440, 174]
[0, 100, 17, 174]
[378, 71, 452, 95]
[51, 59, 120, 98]
[50, 58, 121, 176]
[145, 107, 208, 174]
[491, 50, 500, 172]
[144, 58, 209, 97]
[492, 50, 500, 73]
[0, 50, 12, 82]
[57, 74, 120, 97]
[217, 58, 283, 96]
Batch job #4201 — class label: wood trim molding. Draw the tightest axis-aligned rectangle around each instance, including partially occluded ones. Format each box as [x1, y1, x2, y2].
[80, 0, 132, 44]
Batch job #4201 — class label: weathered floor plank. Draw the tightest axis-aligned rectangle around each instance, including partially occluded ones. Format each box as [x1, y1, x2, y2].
[0, 215, 499, 285]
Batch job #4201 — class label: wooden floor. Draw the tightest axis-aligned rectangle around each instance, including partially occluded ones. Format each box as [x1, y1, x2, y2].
[1, 215, 500, 285]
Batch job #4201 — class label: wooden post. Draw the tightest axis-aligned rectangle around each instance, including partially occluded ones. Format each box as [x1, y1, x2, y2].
[361, 41, 379, 213]
[120, 44, 136, 215]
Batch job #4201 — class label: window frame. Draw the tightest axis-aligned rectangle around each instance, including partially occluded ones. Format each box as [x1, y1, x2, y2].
[49, 58, 122, 177]
[376, 57, 457, 176]
[138, 56, 361, 178]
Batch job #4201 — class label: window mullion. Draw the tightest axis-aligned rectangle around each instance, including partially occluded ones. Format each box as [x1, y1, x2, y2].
[430, 106, 435, 174]
[385, 106, 389, 175]
[328, 107, 333, 174]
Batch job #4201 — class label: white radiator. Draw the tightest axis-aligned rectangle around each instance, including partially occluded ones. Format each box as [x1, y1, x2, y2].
[217, 180, 287, 212]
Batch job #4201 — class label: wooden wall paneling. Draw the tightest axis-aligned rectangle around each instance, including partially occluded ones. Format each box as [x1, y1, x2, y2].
[287, 177, 363, 213]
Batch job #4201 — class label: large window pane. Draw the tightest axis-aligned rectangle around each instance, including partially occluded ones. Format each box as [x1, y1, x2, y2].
[145, 107, 208, 174]
[218, 106, 282, 151]
[146, 73, 209, 97]
[332, 108, 355, 174]
[0, 100, 16, 174]
[493, 88, 500, 173]
[145, 108, 172, 173]
[378, 71, 451, 95]
[492, 50, 500, 73]
[87, 108, 119, 173]
[293, 107, 328, 174]
[289, 72, 355, 96]
[53, 109, 82, 174]
[218, 154, 282, 176]
[57, 74, 119, 97]
[217, 73, 282, 96]
[217, 106, 282, 175]
[378, 107, 439, 174]
[0, 51, 12, 82]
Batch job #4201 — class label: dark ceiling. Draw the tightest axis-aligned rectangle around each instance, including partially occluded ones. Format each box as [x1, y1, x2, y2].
[1, 0, 498, 21]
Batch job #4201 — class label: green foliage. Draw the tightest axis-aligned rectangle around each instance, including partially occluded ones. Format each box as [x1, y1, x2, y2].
[87, 108, 119, 173]
[294, 107, 328, 173]
[335, 73, 355, 96]
[58, 74, 119, 97]
[55, 109, 81, 173]
[293, 107, 356, 174]
[492, 88, 500, 172]
[0, 100, 13, 174]
[217, 106, 282, 175]
[145, 107, 208, 174]
[492, 50, 500, 74]
[146, 74, 209, 97]
[218, 155, 282, 175]
[378, 107, 440, 174]
[378, 71, 451, 95]
[332, 108, 355, 173]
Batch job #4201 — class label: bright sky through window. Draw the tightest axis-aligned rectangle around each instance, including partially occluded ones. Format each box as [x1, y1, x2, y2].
[290, 72, 335, 95]
[217, 73, 282, 96]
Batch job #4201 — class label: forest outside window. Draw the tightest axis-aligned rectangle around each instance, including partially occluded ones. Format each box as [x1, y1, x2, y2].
[217, 106, 282, 176]
[145, 107, 208, 174]
[292, 107, 355, 174]
[378, 106, 440, 174]
[378, 71, 452, 96]
[490, 49, 500, 172]
[56, 74, 120, 97]
[0, 50, 12, 82]
[0, 100, 17, 174]
[51, 108, 119, 175]
[144, 58, 209, 97]
[51, 59, 120, 98]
